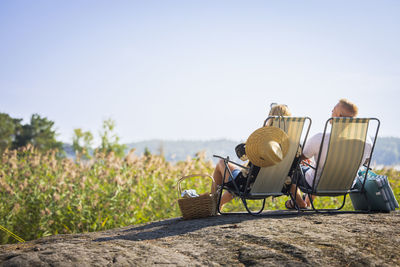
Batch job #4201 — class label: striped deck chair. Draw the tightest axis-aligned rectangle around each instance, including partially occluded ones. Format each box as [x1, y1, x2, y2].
[297, 117, 380, 212]
[214, 116, 311, 215]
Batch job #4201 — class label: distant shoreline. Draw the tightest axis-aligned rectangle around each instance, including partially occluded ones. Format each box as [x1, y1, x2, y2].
[62, 136, 400, 166]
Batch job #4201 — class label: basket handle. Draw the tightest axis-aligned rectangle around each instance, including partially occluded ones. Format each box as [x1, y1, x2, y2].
[177, 174, 215, 195]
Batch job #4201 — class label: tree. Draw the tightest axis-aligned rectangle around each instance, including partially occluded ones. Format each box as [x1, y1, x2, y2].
[98, 118, 127, 158]
[0, 113, 63, 154]
[27, 114, 63, 152]
[144, 147, 152, 157]
[0, 113, 22, 154]
[72, 128, 94, 158]
[12, 123, 32, 149]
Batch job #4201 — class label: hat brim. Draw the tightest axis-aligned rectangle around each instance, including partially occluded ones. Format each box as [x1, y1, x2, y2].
[245, 126, 290, 167]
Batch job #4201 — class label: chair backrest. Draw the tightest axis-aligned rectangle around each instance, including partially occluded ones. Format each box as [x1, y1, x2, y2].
[314, 118, 378, 194]
[249, 117, 311, 196]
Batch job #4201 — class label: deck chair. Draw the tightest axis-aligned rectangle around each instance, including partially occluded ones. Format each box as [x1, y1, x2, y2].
[296, 117, 380, 212]
[214, 116, 311, 215]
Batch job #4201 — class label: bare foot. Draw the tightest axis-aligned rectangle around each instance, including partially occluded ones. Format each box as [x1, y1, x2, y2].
[304, 194, 311, 208]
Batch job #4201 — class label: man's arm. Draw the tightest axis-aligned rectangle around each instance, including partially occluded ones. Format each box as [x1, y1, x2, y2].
[300, 154, 308, 161]
[299, 133, 322, 170]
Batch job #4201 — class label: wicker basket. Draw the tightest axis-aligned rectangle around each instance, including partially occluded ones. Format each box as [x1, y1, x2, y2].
[177, 174, 217, 220]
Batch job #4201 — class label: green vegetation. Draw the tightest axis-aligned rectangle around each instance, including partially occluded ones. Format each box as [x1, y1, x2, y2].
[0, 113, 63, 155]
[72, 128, 94, 160]
[0, 147, 213, 244]
[98, 118, 127, 158]
[1, 145, 399, 245]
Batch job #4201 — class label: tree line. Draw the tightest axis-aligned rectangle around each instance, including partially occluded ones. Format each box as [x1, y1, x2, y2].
[0, 113, 62, 154]
[0, 113, 126, 158]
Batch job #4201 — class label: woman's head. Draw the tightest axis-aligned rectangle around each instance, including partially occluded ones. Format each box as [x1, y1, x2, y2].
[268, 104, 291, 117]
[266, 104, 291, 126]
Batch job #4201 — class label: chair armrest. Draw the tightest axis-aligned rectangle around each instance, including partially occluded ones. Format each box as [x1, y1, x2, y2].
[213, 155, 250, 170]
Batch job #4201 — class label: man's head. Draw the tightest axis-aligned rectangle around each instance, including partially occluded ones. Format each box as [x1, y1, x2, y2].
[332, 99, 358, 118]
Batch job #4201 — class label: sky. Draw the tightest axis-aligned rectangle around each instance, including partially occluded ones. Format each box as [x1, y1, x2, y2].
[1, 0, 399, 145]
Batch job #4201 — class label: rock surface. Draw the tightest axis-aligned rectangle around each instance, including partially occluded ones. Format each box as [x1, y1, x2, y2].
[1, 211, 400, 266]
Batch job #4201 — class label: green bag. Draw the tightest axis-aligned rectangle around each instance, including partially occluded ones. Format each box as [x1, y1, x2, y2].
[350, 169, 399, 212]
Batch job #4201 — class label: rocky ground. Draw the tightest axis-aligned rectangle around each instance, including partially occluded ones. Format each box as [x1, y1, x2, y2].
[1, 210, 399, 266]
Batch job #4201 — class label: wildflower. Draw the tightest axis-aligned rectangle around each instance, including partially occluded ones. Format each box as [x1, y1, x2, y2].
[13, 203, 20, 213]
[68, 184, 74, 192]
[9, 151, 18, 169]
[125, 149, 137, 165]
[49, 154, 57, 169]
[26, 143, 34, 152]
[2, 182, 14, 195]
[1, 149, 9, 164]
[115, 175, 125, 186]
[59, 173, 66, 184]
[53, 193, 60, 201]
[39, 183, 48, 193]
[45, 208, 51, 215]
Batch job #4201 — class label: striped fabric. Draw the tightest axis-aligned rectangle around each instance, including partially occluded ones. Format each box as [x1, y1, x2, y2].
[315, 118, 369, 194]
[250, 117, 307, 196]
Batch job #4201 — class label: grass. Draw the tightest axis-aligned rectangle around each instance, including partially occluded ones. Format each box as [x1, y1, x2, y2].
[1, 145, 399, 244]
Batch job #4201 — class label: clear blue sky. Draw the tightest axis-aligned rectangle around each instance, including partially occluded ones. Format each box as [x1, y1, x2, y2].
[1, 0, 399, 145]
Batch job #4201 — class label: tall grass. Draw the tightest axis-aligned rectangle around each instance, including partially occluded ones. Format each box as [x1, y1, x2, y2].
[1, 145, 399, 244]
[0, 145, 213, 244]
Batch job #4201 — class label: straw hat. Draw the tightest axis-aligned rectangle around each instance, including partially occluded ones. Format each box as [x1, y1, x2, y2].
[245, 126, 290, 167]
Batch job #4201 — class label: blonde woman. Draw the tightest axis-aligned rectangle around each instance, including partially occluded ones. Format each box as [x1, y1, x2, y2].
[211, 104, 292, 209]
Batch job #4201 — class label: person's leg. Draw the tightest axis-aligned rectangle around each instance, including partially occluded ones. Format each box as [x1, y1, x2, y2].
[299, 166, 314, 207]
[286, 166, 308, 209]
[288, 184, 308, 209]
[211, 159, 237, 192]
[211, 159, 237, 208]
[220, 191, 234, 207]
[304, 194, 315, 207]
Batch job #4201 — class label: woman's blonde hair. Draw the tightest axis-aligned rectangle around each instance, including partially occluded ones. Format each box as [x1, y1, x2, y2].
[269, 104, 292, 117]
[266, 104, 291, 126]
